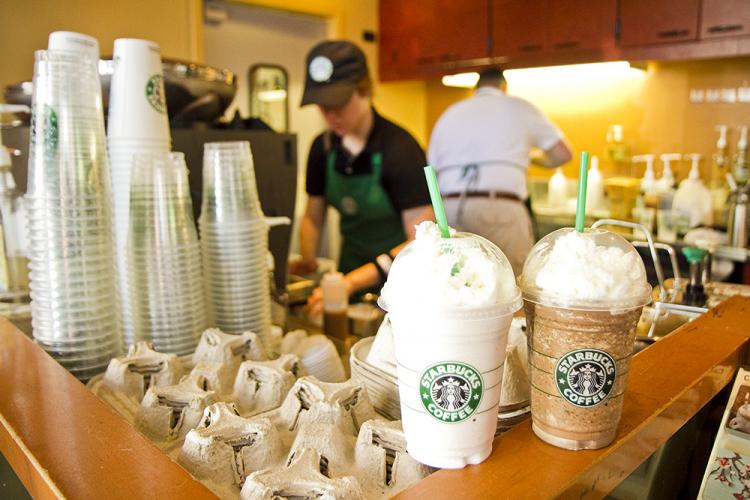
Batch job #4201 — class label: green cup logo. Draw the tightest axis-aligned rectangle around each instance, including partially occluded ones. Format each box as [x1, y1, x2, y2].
[555, 348, 616, 408]
[145, 74, 167, 114]
[420, 361, 483, 423]
[31, 105, 58, 153]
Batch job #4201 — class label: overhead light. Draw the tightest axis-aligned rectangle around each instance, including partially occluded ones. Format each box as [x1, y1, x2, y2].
[441, 72, 479, 88]
[504, 61, 644, 86]
[256, 89, 288, 102]
[441, 62, 645, 89]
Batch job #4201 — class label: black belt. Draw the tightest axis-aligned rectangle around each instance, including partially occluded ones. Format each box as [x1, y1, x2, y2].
[443, 191, 523, 203]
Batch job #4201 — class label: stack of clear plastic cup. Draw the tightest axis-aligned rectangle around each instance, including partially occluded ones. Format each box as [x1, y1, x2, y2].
[199, 141, 272, 347]
[107, 38, 172, 348]
[26, 44, 122, 381]
[128, 152, 207, 355]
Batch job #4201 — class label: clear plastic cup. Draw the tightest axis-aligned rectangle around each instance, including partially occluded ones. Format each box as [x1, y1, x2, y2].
[126, 152, 206, 347]
[381, 229, 522, 469]
[48, 31, 100, 61]
[200, 141, 263, 223]
[519, 228, 652, 450]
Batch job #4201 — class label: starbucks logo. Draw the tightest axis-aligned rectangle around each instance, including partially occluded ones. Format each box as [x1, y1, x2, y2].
[420, 361, 483, 423]
[340, 196, 358, 215]
[31, 105, 58, 153]
[145, 74, 167, 113]
[555, 349, 616, 408]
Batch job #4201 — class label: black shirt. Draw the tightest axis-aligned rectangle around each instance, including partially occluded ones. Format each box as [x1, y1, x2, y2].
[305, 108, 430, 212]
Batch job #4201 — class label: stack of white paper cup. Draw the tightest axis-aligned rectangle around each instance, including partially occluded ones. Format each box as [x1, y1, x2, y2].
[27, 32, 123, 381]
[199, 142, 273, 346]
[107, 38, 171, 348]
[127, 152, 207, 355]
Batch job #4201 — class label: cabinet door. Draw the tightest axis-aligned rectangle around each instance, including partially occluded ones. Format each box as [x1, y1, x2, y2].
[491, 0, 549, 57]
[379, 0, 428, 79]
[620, 0, 700, 46]
[548, 0, 616, 53]
[701, 0, 750, 39]
[421, 0, 489, 63]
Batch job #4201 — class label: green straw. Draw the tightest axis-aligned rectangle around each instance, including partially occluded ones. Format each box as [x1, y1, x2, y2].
[575, 151, 590, 233]
[423, 165, 450, 238]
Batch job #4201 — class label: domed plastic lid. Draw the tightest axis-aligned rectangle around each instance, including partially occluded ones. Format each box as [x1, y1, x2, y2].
[381, 222, 522, 314]
[519, 227, 651, 311]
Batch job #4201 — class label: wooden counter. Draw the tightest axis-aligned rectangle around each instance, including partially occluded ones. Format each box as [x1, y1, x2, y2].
[1, 297, 749, 499]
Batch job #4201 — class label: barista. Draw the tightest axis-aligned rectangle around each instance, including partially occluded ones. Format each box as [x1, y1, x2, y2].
[291, 40, 432, 311]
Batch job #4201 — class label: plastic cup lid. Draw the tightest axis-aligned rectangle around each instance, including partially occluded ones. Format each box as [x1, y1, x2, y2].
[519, 227, 652, 311]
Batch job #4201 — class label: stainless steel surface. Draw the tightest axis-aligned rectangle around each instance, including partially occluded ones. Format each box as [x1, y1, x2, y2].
[287, 275, 315, 305]
[592, 218, 667, 302]
[6, 58, 237, 122]
[634, 302, 701, 352]
[347, 303, 385, 338]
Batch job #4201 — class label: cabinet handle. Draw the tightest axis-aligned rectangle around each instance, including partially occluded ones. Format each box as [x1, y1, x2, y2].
[657, 29, 690, 38]
[439, 53, 459, 62]
[518, 44, 542, 52]
[707, 24, 744, 34]
[554, 41, 580, 50]
[415, 56, 435, 65]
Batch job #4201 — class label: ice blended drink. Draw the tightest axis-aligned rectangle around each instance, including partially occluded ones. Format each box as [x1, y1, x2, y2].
[380, 221, 522, 468]
[519, 228, 651, 450]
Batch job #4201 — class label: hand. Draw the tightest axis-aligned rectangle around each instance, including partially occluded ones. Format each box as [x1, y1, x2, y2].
[305, 276, 354, 318]
[289, 258, 318, 276]
[306, 287, 324, 317]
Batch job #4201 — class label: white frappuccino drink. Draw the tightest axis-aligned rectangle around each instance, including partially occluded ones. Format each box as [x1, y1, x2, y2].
[381, 221, 522, 469]
[519, 228, 651, 450]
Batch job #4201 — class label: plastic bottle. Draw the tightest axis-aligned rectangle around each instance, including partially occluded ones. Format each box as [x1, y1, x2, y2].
[321, 271, 349, 342]
[711, 125, 729, 188]
[606, 125, 631, 176]
[0, 141, 28, 292]
[633, 154, 657, 195]
[711, 126, 731, 224]
[656, 153, 680, 193]
[733, 125, 749, 186]
[586, 155, 605, 211]
[548, 167, 568, 208]
[673, 154, 713, 228]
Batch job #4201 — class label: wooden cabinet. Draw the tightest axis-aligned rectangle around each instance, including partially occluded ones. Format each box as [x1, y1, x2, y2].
[379, 0, 488, 81]
[547, 0, 617, 53]
[490, 0, 616, 60]
[700, 0, 750, 39]
[379, 0, 750, 82]
[620, 0, 700, 46]
[490, 0, 548, 57]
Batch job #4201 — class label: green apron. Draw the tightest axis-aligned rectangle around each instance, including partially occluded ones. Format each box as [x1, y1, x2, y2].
[325, 149, 405, 277]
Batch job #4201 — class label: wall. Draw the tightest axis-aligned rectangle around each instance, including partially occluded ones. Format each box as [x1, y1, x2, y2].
[0, 0, 202, 92]
[425, 57, 750, 183]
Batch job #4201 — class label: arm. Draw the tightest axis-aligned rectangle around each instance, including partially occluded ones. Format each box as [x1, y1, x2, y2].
[530, 139, 573, 168]
[307, 204, 434, 314]
[342, 204, 434, 294]
[291, 195, 326, 275]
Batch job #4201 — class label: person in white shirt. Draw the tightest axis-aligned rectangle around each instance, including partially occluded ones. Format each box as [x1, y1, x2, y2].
[428, 67, 572, 274]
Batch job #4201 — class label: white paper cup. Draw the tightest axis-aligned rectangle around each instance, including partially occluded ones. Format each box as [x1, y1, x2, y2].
[107, 38, 170, 141]
[388, 303, 515, 469]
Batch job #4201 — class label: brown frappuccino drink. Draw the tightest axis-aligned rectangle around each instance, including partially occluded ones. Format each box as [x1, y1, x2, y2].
[520, 228, 651, 451]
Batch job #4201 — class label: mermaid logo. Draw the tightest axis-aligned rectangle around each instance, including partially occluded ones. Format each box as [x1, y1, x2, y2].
[420, 361, 483, 423]
[555, 348, 616, 408]
[145, 74, 167, 114]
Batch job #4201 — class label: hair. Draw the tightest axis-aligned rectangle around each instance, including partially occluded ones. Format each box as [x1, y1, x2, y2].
[355, 74, 373, 98]
[476, 67, 506, 89]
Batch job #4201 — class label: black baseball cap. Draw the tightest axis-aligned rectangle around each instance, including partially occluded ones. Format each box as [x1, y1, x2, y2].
[301, 40, 369, 108]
